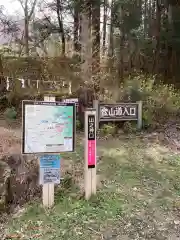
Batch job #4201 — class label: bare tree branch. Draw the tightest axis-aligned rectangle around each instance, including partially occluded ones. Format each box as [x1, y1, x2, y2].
[17, 0, 26, 11]
[0, 7, 20, 37]
[28, 0, 38, 20]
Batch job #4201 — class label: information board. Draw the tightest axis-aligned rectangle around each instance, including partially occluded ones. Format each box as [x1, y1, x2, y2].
[22, 100, 76, 154]
[39, 155, 61, 184]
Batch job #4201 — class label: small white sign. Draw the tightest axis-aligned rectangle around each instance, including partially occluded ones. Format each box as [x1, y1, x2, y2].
[62, 98, 78, 104]
[40, 168, 60, 184]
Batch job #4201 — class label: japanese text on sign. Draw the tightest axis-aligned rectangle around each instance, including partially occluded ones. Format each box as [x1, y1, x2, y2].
[99, 103, 138, 121]
[88, 115, 95, 140]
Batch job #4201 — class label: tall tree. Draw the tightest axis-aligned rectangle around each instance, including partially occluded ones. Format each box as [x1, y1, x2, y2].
[0, 54, 6, 93]
[18, 0, 37, 56]
[102, 0, 108, 55]
[152, 0, 161, 73]
[73, 0, 80, 52]
[112, 0, 141, 81]
[0, 5, 20, 39]
[92, 0, 100, 74]
[42, 0, 66, 55]
[108, 0, 115, 58]
[56, 0, 66, 55]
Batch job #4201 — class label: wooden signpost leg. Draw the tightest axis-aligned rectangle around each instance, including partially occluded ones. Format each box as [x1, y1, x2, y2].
[42, 95, 56, 207]
[84, 109, 97, 200]
[93, 100, 99, 130]
[137, 101, 142, 129]
[42, 183, 54, 207]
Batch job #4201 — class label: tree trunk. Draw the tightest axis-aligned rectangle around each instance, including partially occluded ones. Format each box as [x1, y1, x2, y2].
[74, 0, 80, 52]
[118, 6, 125, 84]
[81, 2, 92, 83]
[92, 0, 100, 75]
[80, 2, 92, 128]
[79, 0, 83, 53]
[102, 0, 107, 55]
[164, 3, 173, 81]
[56, 0, 65, 55]
[108, 0, 114, 58]
[153, 0, 161, 74]
[24, 5, 29, 56]
[144, 0, 147, 37]
[148, 0, 152, 37]
[0, 55, 6, 93]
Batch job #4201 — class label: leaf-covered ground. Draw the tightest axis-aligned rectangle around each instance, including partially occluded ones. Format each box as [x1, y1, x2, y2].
[3, 134, 180, 240]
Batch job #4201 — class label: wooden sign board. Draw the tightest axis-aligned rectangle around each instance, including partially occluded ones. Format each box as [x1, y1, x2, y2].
[39, 155, 61, 185]
[99, 103, 139, 121]
[84, 109, 96, 200]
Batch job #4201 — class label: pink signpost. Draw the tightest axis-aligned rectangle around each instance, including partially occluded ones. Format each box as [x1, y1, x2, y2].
[88, 140, 96, 167]
[85, 109, 97, 199]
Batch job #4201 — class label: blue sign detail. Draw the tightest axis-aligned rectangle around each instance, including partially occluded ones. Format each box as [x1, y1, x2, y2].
[40, 155, 61, 169]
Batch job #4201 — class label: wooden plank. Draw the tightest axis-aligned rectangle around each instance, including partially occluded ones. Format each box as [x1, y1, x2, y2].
[42, 95, 55, 207]
[137, 101, 142, 129]
[84, 109, 96, 200]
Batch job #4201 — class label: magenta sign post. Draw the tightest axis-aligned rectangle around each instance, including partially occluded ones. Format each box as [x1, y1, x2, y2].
[84, 109, 97, 200]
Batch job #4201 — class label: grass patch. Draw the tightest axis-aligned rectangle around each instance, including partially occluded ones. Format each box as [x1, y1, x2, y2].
[5, 193, 125, 239]
[3, 135, 180, 239]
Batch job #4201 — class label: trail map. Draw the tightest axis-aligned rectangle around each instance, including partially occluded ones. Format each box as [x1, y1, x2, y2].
[22, 101, 75, 153]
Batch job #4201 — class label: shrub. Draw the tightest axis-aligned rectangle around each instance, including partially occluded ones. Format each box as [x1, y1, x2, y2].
[4, 107, 17, 120]
[116, 74, 180, 127]
[122, 121, 136, 133]
[0, 95, 8, 110]
[142, 109, 152, 129]
[100, 123, 117, 135]
[76, 119, 81, 130]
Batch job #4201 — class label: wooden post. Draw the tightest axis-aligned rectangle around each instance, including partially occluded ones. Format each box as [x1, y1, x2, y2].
[6, 76, 9, 90]
[137, 101, 142, 129]
[42, 95, 55, 207]
[93, 100, 99, 130]
[81, 2, 96, 200]
[68, 81, 72, 95]
[84, 109, 97, 199]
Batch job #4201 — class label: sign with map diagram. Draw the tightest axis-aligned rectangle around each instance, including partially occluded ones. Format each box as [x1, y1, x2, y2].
[22, 100, 76, 154]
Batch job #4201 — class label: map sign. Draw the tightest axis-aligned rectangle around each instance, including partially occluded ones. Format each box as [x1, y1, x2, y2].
[22, 100, 76, 154]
